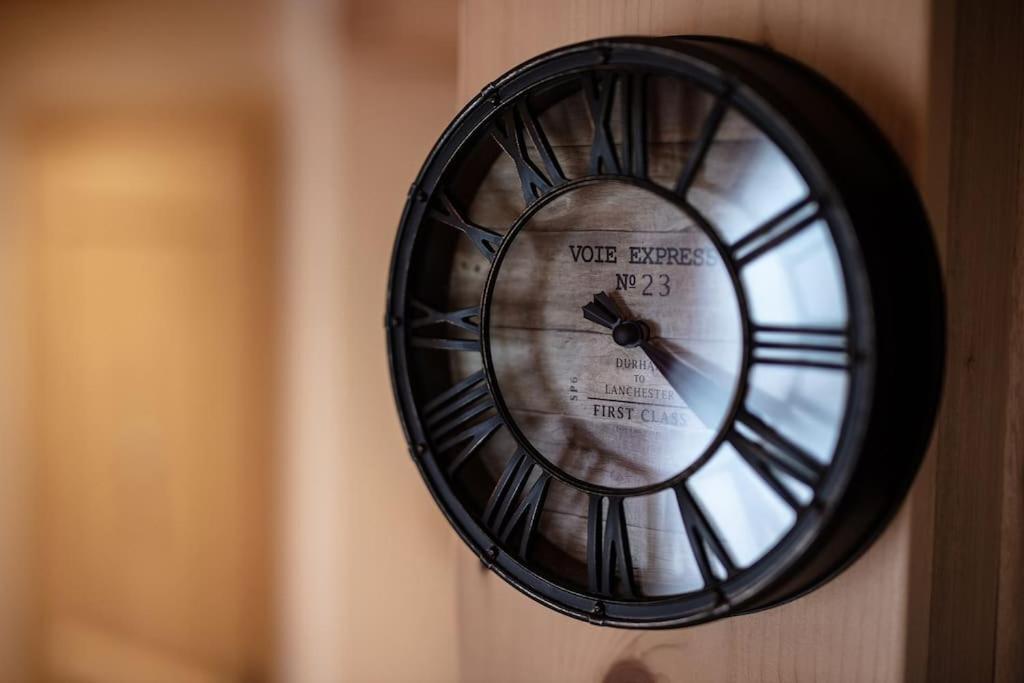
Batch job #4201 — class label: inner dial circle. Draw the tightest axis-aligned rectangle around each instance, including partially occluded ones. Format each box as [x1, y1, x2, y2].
[488, 181, 744, 490]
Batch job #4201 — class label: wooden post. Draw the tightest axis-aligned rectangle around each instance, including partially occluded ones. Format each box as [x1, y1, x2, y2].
[452, 1, 1020, 679]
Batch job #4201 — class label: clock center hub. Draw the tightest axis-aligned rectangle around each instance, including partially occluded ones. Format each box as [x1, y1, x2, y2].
[612, 320, 648, 348]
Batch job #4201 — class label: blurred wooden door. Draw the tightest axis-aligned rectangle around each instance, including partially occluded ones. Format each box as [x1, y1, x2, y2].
[28, 112, 275, 681]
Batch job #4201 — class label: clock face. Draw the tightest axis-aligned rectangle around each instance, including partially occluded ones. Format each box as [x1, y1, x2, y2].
[387, 37, 943, 627]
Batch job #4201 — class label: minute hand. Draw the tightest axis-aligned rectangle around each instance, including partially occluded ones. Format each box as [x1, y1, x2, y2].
[639, 340, 731, 429]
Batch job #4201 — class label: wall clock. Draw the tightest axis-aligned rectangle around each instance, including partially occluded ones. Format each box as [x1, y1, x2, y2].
[386, 36, 944, 628]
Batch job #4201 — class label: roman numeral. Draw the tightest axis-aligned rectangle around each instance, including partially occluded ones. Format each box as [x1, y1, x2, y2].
[729, 196, 821, 268]
[409, 300, 480, 352]
[673, 483, 737, 587]
[622, 72, 647, 178]
[674, 94, 729, 197]
[584, 71, 621, 175]
[491, 100, 566, 204]
[582, 71, 648, 178]
[482, 448, 550, 558]
[428, 191, 502, 261]
[727, 408, 826, 510]
[751, 324, 851, 371]
[587, 496, 636, 598]
[422, 370, 502, 474]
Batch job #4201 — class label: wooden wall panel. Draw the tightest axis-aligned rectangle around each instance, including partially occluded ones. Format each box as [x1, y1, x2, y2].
[335, 2, 464, 674]
[275, 1, 461, 680]
[997, 193, 1024, 683]
[454, 2, 952, 681]
[929, 0, 1024, 680]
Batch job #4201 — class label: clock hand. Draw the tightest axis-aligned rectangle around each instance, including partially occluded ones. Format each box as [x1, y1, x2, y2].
[637, 340, 731, 429]
[582, 291, 650, 348]
[582, 291, 732, 429]
[582, 290, 624, 329]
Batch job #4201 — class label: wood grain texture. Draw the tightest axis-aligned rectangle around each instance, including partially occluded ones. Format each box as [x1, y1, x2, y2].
[455, 1, 951, 681]
[324, 1, 463, 680]
[928, 0, 1024, 680]
[996, 187, 1024, 683]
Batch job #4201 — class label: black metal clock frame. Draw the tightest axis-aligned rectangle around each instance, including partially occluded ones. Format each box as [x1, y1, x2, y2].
[386, 36, 944, 628]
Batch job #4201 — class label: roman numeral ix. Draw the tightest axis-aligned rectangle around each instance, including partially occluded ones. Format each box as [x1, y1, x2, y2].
[409, 299, 480, 353]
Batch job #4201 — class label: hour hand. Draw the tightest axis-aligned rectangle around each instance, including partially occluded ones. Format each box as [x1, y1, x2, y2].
[582, 291, 624, 330]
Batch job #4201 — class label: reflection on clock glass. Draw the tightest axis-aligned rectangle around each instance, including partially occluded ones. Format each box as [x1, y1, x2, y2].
[488, 181, 743, 490]
[431, 69, 857, 600]
[393, 37, 945, 627]
[380, 48, 892, 610]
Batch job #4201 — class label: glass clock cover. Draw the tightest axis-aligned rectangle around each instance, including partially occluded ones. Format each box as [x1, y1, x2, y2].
[387, 37, 943, 627]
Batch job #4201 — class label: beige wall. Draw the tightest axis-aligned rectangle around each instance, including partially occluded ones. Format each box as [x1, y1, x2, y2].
[276, 1, 460, 680]
[0, 1, 462, 680]
[0, 99, 33, 683]
[0, 2, 280, 678]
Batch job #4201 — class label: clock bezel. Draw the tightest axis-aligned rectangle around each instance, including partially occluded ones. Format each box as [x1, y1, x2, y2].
[386, 36, 941, 628]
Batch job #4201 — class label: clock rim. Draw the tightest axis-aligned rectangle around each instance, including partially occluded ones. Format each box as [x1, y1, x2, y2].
[385, 35, 940, 628]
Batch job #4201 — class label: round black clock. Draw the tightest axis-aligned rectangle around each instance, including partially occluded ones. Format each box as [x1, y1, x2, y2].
[386, 36, 944, 628]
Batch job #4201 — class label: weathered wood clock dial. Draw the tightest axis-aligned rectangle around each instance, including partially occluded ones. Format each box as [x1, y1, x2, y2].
[387, 37, 944, 627]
